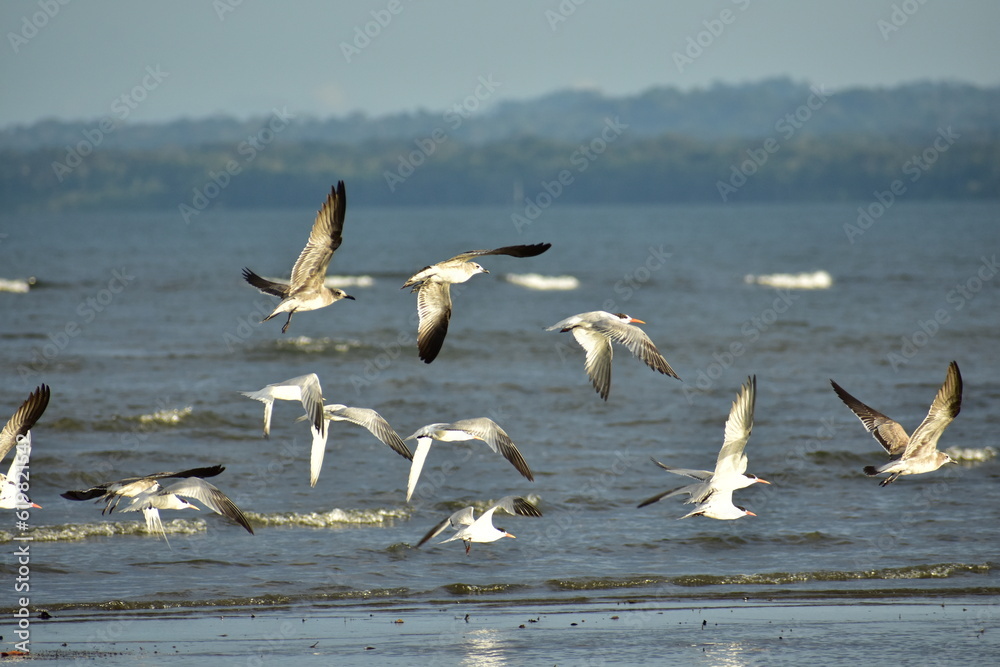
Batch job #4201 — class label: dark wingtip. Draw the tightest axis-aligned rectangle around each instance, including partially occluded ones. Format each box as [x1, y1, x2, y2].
[863, 466, 879, 476]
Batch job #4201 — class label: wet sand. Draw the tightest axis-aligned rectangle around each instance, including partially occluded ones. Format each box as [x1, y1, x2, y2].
[17, 597, 999, 665]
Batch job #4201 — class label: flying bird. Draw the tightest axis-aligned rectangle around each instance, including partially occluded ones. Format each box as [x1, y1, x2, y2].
[243, 181, 354, 333]
[547, 311, 680, 400]
[295, 403, 413, 487]
[404, 418, 534, 502]
[403, 243, 551, 363]
[416, 495, 542, 554]
[61, 465, 254, 542]
[0, 384, 50, 510]
[831, 361, 962, 486]
[638, 376, 769, 512]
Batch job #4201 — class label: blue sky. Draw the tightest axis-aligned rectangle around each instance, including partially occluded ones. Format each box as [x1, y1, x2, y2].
[2, 0, 998, 126]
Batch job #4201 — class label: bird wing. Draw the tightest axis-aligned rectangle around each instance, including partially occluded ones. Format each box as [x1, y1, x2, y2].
[449, 243, 552, 262]
[903, 361, 962, 460]
[290, 181, 346, 291]
[157, 477, 255, 535]
[325, 406, 413, 461]
[489, 495, 543, 518]
[406, 437, 434, 502]
[416, 506, 478, 548]
[142, 506, 166, 540]
[0, 384, 50, 461]
[309, 422, 329, 488]
[649, 458, 715, 481]
[830, 379, 910, 455]
[448, 418, 534, 482]
[60, 465, 226, 501]
[714, 376, 756, 477]
[415, 281, 452, 363]
[296, 374, 326, 436]
[572, 327, 614, 401]
[637, 458, 714, 508]
[241, 267, 289, 298]
[599, 317, 680, 380]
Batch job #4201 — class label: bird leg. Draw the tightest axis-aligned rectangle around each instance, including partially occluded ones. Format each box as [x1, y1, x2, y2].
[880, 473, 899, 487]
[281, 311, 295, 334]
[465, 541, 471, 555]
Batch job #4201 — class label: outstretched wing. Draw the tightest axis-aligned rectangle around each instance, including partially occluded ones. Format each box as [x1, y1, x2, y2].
[830, 379, 910, 455]
[415, 281, 452, 363]
[572, 327, 614, 401]
[242, 267, 289, 298]
[0, 384, 50, 461]
[157, 477, 255, 535]
[325, 406, 413, 461]
[904, 361, 962, 460]
[714, 376, 755, 477]
[416, 506, 477, 548]
[449, 243, 552, 262]
[449, 418, 534, 482]
[600, 318, 680, 380]
[290, 181, 346, 291]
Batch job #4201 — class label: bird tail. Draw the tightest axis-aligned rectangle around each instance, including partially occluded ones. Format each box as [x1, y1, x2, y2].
[862, 465, 880, 476]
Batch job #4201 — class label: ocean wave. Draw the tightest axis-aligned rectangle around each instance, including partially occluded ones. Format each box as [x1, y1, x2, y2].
[138, 406, 194, 425]
[503, 273, 580, 290]
[945, 446, 996, 463]
[269, 336, 365, 354]
[744, 270, 833, 289]
[325, 275, 375, 288]
[246, 507, 412, 528]
[0, 277, 35, 293]
[0, 518, 209, 542]
[440, 582, 531, 596]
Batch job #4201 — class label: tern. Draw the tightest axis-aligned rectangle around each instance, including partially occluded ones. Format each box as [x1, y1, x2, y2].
[0, 384, 50, 509]
[678, 489, 756, 520]
[243, 181, 355, 333]
[831, 360, 962, 486]
[404, 418, 534, 502]
[402, 243, 551, 363]
[638, 376, 769, 510]
[61, 465, 254, 541]
[295, 403, 413, 487]
[416, 495, 542, 554]
[546, 311, 680, 400]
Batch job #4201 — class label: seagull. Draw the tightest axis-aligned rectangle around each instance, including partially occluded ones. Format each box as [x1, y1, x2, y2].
[831, 360, 962, 486]
[546, 311, 680, 400]
[242, 181, 355, 333]
[416, 496, 542, 554]
[61, 465, 254, 541]
[402, 243, 551, 363]
[638, 376, 769, 510]
[404, 418, 534, 502]
[295, 403, 413, 487]
[678, 489, 756, 520]
[0, 384, 50, 510]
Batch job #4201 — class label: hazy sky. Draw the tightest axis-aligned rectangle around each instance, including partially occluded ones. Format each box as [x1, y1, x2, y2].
[2, 0, 998, 126]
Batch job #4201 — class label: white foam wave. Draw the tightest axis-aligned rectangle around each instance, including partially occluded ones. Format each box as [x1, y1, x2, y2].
[945, 446, 996, 463]
[138, 406, 193, 424]
[0, 518, 207, 542]
[744, 270, 833, 290]
[248, 507, 411, 528]
[0, 277, 35, 293]
[504, 273, 580, 291]
[325, 275, 374, 288]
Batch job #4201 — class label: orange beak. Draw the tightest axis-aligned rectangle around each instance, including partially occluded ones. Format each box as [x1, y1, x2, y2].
[745, 510, 757, 517]
[757, 478, 772, 485]
[504, 532, 516, 539]
[629, 318, 646, 324]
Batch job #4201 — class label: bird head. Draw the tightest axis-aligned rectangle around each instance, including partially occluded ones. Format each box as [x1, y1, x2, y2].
[614, 313, 645, 324]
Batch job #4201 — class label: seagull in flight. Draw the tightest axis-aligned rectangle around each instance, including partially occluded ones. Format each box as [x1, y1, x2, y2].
[404, 418, 534, 502]
[0, 384, 50, 509]
[296, 403, 413, 487]
[831, 360, 962, 486]
[638, 376, 768, 511]
[416, 495, 542, 554]
[61, 465, 254, 543]
[243, 181, 355, 333]
[547, 311, 680, 400]
[403, 243, 551, 363]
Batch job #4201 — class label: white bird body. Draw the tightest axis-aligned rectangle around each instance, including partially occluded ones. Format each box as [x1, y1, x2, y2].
[639, 376, 768, 518]
[243, 181, 354, 333]
[403, 418, 534, 502]
[403, 243, 551, 363]
[679, 489, 756, 521]
[831, 361, 962, 486]
[547, 311, 680, 400]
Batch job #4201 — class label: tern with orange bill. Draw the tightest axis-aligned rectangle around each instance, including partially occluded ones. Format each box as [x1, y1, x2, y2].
[416, 495, 542, 554]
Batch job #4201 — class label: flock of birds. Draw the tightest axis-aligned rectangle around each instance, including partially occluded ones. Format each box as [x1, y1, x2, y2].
[3, 181, 965, 553]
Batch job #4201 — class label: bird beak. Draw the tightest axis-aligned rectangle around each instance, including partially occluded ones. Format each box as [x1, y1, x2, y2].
[344, 294, 356, 300]
[757, 478, 772, 485]
[482, 269, 490, 274]
[629, 318, 646, 324]
[505, 532, 516, 539]
[30, 502, 41, 509]
[745, 510, 757, 517]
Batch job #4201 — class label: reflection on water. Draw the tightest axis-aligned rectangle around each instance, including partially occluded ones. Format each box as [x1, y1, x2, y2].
[461, 628, 508, 667]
